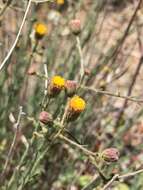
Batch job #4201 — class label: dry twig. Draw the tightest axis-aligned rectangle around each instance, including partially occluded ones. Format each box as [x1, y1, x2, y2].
[0, 106, 23, 184]
[0, 0, 32, 72]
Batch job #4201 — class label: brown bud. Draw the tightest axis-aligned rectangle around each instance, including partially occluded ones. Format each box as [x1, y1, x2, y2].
[69, 19, 81, 35]
[65, 80, 77, 97]
[27, 64, 37, 75]
[84, 68, 91, 76]
[102, 148, 119, 162]
[39, 111, 53, 125]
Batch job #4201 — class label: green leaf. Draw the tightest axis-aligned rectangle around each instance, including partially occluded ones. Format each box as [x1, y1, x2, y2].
[114, 183, 130, 190]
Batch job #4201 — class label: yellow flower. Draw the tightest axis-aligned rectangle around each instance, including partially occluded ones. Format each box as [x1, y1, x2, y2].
[69, 95, 86, 113]
[48, 76, 65, 97]
[56, 0, 64, 5]
[51, 76, 65, 89]
[35, 23, 47, 39]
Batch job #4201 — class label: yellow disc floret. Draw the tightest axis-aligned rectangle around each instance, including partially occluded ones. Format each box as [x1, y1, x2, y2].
[51, 76, 65, 89]
[69, 95, 86, 113]
[56, 0, 65, 5]
[35, 23, 47, 38]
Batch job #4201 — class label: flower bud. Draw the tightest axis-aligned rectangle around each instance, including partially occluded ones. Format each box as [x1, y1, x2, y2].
[69, 19, 81, 35]
[84, 68, 91, 76]
[101, 148, 119, 162]
[66, 95, 86, 121]
[27, 64, 37, 75]
[65, 80, 77, 97]
[48, 75, 65, 97]
[39, 111, 53, 125]
[34, 23, 47, 40]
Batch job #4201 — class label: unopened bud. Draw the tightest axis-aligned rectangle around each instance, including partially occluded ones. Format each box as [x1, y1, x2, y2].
[102, 148, 119, 162]
[65, 80, 77, 97]
[84, 68, 91, 76]
[69, 19, 81, 35]
[27, 64, 37, 75]
[39, 111, 53, 125]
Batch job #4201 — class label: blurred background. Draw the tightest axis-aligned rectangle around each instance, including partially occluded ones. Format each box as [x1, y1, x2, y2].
[0, 0, 143, 189]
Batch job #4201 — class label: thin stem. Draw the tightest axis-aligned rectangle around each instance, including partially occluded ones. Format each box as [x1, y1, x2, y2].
[7, 122, 39, 189]
[81, 85, 143, 103]
[59, 134, 98, 157]
[59, 134, 107, 180]
[0, 0, 32, 72]
[36, 74, 143, 103]
[102, 174, 119, 190]
[76, 36, 85, 85]
[102, 168, 143, 190]
[41, 64, 50, 110]
[118, 169, 143, 179]
[0, 106, 23, 184]
[114, 55, 143, 127]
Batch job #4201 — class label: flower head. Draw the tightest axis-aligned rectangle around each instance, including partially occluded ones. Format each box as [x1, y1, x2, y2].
[51, 76, 65, 89]
[56, 0, 64, 5]
[34, 23, 47, 39]
[48, 76, 65, 97]
[69, 95, 86, 112]
[66, 96, 86, 121]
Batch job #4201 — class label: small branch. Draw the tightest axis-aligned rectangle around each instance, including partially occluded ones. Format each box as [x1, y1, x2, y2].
[43, 64, 49, 96]
[114, 55, 143, 127]
[76, 36, 85, 85]
[111, 0, 142, 62]
[102, 169, 143, 190]
[118, 169, 143, 180]
[0, 0, 32, 72]
[0, 0, 13, 16]
[36, 73, 143, 103]
[81, 85, 143, 103]
[58, 134, 107, 181]
[41, 63, 50, 110]
[102, 174, 119, 190]
[59, 134, 98, 157]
